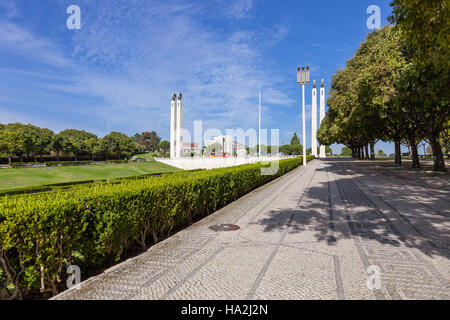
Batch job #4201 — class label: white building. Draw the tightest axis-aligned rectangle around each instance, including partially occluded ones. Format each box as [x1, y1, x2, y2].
[204, 135, 247, 157]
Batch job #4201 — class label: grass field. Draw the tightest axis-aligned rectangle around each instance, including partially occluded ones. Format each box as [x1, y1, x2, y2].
[0, 161, 180, 191]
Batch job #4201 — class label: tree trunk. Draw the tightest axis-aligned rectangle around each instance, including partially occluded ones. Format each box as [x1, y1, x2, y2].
[370, 141, 375, 160]
[364, 144, 369, 160]
[56, 151, 60, 162]
[429, 135, 446, 172]
[409, 138, 421, 169]
[357, 147, 361, 159]
[74, 153, 78, 161]
[394, 140, 402, 165]
[7, 154, 11, 164]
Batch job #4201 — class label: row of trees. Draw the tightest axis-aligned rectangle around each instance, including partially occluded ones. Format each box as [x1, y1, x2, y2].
[0, 123, 168, 163]
[317, 1, 449, 171]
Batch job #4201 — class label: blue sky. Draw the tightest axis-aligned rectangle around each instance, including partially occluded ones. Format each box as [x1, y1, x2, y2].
[0, 0, 407, 154]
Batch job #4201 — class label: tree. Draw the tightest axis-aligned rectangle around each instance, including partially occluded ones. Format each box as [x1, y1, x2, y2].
[318, 26, 410, 165]
[141, 131, 161, 152]
[51, 134, 65, 162]
[389, 0, 449, 171]
[377, 150, 387, 157]
[280, 144, 303, 155]
[103, 132, 137, 159]
[341, 146, 353, 157]
[85, 137, 100, 161]
[159, 140, 170, 153]
[34, 128, 54, 162]
[0, 128, 25, 163]
[290, 133, 300, 146]
[439, 120, 450, 157]
[58, 129, 97, 161]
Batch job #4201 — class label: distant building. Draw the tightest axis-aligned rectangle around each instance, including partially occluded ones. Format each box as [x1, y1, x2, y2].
[204, 135, 247, 157]
[182, 142, 202, 157]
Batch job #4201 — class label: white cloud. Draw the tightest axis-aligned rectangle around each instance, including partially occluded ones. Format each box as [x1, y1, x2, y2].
[0, 20, 73, 67]
[0, 0, 292, 137]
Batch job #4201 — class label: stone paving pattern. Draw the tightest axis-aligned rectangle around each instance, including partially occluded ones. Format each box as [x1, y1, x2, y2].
[54, 160, 450, 300]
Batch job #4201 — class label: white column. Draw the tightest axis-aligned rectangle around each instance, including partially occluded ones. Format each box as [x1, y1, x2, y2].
[176, 93, 183, 158]
[258, 91, 261, 158]
[319, 79, 326, 158]
[311, 81, 318, 157]
[170, 94, 177, 159]
[302, 84, 306, 166]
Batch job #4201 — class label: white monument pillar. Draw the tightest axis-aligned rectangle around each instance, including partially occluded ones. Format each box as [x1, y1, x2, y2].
[311, 80, 318, 157]
[170, 94, 177, 159]
[176, 93, 183, 158]
[319, 79, 326, 158]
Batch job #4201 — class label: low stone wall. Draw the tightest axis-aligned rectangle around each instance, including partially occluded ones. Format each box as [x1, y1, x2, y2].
[155, 156, 298, 170]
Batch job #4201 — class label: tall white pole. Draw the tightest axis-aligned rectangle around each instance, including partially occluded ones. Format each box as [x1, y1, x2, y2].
[319, 80, 326, 158]
[176, 93, 183, 158]
[259, 90, 261, 158]
[170, 94, 176, 159]
[302, 84, 306, 166]
[311, 81, 318, 157]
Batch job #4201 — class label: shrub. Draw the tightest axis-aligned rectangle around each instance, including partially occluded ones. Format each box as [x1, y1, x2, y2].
[0, 156, 312, 299]
[45, 161, 94, 167]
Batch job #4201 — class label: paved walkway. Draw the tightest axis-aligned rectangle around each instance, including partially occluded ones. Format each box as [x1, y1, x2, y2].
[54, 160, 450, 300]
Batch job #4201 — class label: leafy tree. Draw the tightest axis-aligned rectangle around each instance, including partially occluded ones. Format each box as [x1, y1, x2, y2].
[159, 140, 170, 153]
[290, 133, 300, 146]
[58, 129, 97, 161]
[51, 134, 65, 162]
[34, 128, 54, 162]
[280, 144, 303, 155]
[389, 0, 449, 171]
[85, 137, 100, 161]
[341, 146, 353, 157]
[377, 150, 387, 157]
[141, 131, 161, 152]
[103, 132, 137, 159]
[0, 128, 25, 163]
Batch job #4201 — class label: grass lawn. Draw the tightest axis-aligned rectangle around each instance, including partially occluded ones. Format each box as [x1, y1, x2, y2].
[0, 161, 180, 191]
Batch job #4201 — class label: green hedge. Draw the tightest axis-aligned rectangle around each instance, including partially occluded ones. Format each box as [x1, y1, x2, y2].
[0, 169, 203, 198]
[0, 156, 312, 299]
[45, 161, 94, 167]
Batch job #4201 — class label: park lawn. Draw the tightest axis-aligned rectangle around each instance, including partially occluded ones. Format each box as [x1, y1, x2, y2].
[0, 161, 180, 191]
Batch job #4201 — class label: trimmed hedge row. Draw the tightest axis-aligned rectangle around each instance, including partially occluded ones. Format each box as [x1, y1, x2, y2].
[6, 160, 132, 168]
[0, 156, 313, 299]
[0, 169, 201, 198]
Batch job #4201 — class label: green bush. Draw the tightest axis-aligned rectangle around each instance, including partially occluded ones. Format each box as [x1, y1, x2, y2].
[45, 161, 94, 167]
[0, 156, 312, 299]
[105, 160, 129, 164]
[9, 162, 29, 168]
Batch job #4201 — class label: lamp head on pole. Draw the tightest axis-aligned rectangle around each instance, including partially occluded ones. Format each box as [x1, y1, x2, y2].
[297, 66, 310, 85]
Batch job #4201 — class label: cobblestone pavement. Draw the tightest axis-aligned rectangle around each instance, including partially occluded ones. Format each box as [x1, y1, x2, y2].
[54, 160, 450, 300]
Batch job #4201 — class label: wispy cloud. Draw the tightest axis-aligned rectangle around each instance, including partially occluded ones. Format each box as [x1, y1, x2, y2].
[0, 0, 292, 137]
[0, 19, 73, 67]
